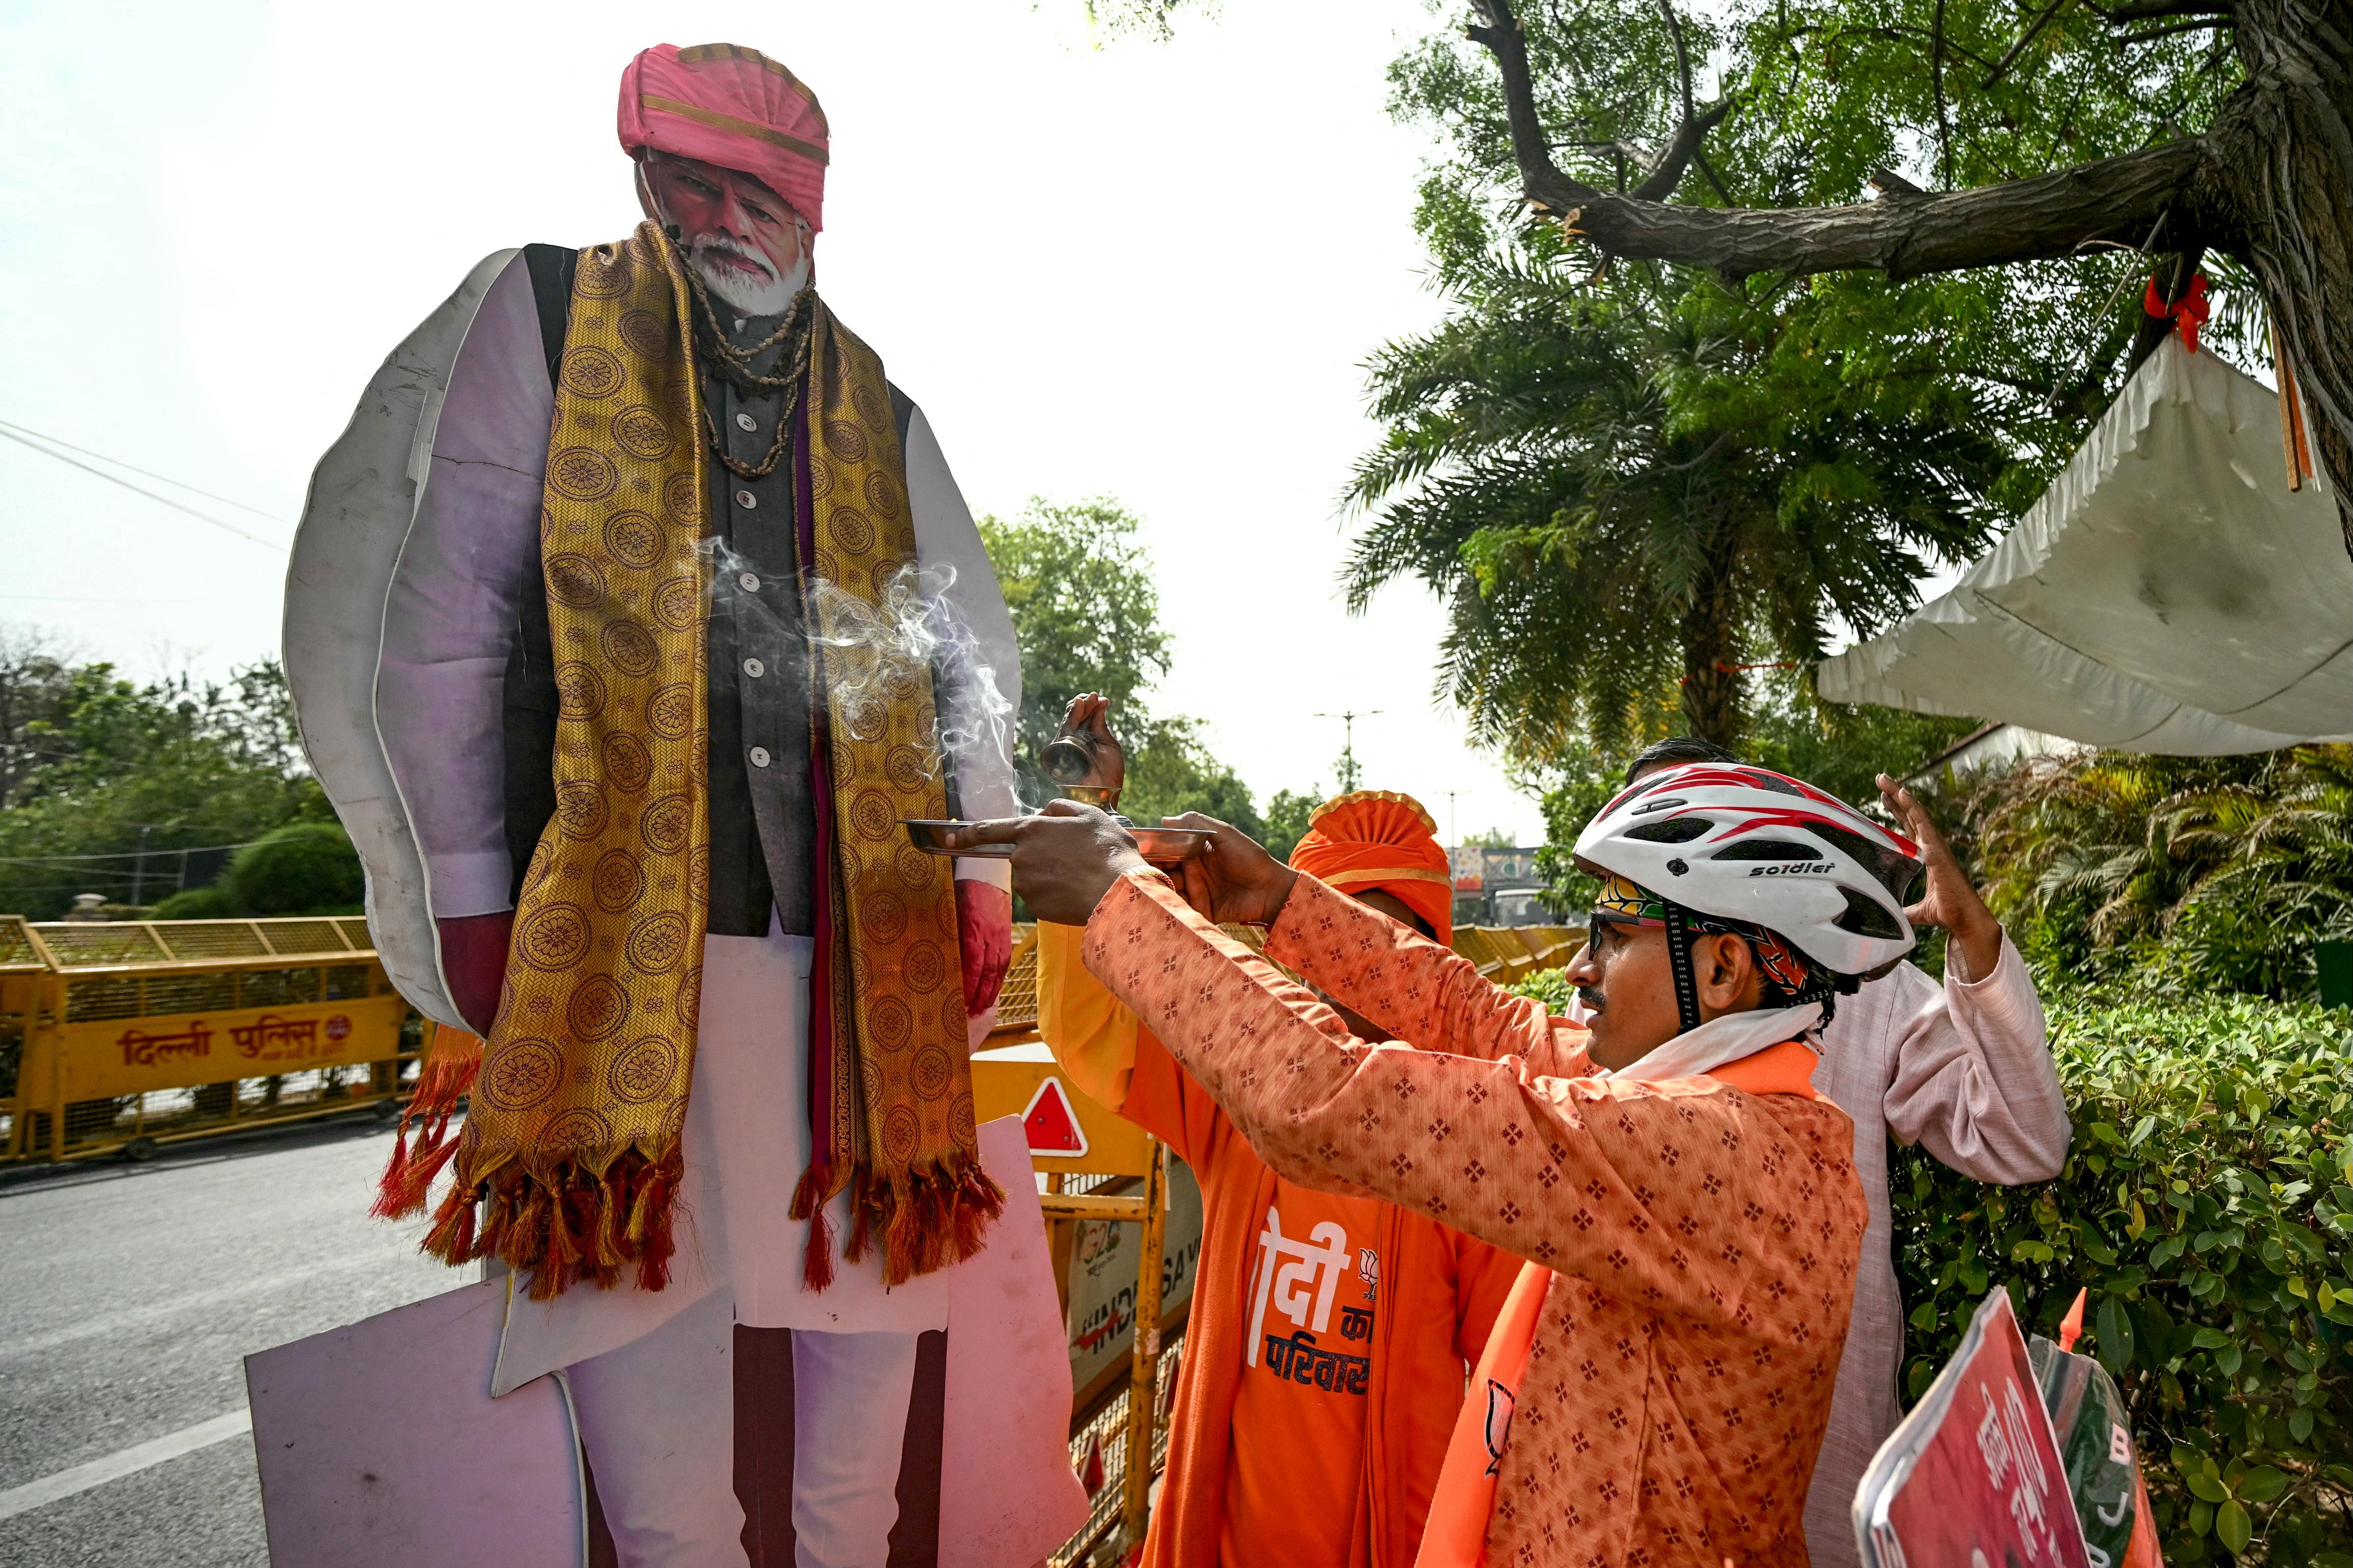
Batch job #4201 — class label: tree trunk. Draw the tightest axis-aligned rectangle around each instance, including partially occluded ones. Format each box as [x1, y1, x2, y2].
[2215, 0, 2352, 542]
[1679, 521, 1744, 748]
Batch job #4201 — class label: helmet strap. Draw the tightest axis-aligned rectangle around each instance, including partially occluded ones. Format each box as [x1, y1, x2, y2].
[1662, 903, 1705, 1037]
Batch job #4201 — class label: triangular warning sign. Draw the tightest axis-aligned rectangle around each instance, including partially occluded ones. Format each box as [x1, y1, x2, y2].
[1020, 1076, 1089, 1159]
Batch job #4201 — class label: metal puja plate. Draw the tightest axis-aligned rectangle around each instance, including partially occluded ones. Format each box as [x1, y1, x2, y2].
[901, 820, 1214, 864]
[903, 820, 1013, 858]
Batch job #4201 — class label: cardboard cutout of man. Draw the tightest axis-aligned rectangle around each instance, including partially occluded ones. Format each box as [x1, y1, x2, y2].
[285, 42, 1021, 1567]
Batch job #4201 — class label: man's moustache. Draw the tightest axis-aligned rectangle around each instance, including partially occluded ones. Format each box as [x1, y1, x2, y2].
[687, 235, 776, 280]
[1576, 987, 1605, 1014]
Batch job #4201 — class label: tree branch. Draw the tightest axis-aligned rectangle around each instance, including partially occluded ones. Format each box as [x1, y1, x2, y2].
[1932, 0, 1955, 188]
[1983, 0, 2078, 87]
[2119, 16, 2234, 39]
[1631, 97, 1738, 201]
[1660, 0, 1699, 122]
[1466, 0, 2211, 282]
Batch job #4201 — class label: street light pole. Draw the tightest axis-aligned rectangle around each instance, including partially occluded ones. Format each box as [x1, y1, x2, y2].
[128, 824, 153, 908]
[1312, 710, 1383, 796]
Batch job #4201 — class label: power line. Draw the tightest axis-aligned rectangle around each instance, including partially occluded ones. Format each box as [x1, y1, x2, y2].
[0, 593, 217, 605]
[0, 840, 260, 866]
[0, 420, 293, 523]
[0, 426, 287, 551]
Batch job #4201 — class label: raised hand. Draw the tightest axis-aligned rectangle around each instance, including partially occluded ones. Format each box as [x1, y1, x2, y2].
[1049, 692, 1126, 796]
[1876, 773, 2003, 980]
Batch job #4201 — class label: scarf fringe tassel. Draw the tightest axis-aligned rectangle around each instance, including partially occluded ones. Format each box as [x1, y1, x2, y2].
[371, 1027, 482, 1222]
[791, 1156, 1007, 1290]
[412, 1145, 682, 1300]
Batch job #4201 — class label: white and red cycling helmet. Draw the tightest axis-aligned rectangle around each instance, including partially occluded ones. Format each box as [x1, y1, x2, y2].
[1573, 762, 1925, 986]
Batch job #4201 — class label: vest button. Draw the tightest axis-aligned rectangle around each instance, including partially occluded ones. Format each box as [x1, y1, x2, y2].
[734, 489, 758, 510]
[748, 746, 772, 769]
[738, 572, 760, 593]
[743, 658, 765, 679]
[735, 412, 758, 433]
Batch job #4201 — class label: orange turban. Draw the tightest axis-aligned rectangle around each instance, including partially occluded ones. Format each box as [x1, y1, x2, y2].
[1288, 790, 1454, 944]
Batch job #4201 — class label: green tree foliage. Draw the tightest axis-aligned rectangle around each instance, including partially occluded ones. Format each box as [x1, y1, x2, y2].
[1345, 222, 2011, 754]
[1891, 995, 2353, 1566]
[1258, 788, 1322, 866]
[977, 498, 1173, 807]
[0, 633, 332, 919]
[1346, 0, 2289, 758]
[976, 497, 1310, 847]
[1957, 745, 2353, 1000]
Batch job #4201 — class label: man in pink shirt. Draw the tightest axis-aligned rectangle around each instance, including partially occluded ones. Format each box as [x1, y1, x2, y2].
[1599, 739, 2070, 1563]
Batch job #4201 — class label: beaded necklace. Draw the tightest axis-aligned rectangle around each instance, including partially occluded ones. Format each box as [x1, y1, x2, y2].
[681, 263, 817, 480]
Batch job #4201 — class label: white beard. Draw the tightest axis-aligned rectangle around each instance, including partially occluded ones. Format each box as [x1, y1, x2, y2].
[685, 232, 806, 317]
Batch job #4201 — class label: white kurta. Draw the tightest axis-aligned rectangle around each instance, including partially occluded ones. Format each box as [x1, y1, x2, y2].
[288, 250, 1023, 1392]
[1801, 942, 2070, 1566]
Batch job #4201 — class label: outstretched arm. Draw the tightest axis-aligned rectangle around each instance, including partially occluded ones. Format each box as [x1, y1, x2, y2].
[1083, 869, 1859, 1326]
[1264, 875, 1591, 1077]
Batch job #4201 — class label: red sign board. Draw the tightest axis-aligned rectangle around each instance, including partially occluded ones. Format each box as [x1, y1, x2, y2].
[1020, 1077, 1089, 1159]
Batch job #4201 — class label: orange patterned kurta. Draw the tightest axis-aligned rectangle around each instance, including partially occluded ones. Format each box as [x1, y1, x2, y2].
[1083, 871, 1869, 1568]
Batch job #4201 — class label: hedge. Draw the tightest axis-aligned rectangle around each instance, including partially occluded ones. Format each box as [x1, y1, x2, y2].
[1890, 995, 2353, 1566]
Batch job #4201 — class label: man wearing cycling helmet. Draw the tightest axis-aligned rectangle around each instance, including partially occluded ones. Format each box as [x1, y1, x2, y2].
[1601, 740, 2068, 1566]
[965, 763, 1923, 1567]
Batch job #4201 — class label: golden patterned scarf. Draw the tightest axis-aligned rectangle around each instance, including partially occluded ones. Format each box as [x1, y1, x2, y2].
[382, 223, 998, 1297]
[787, 301, 1001, 1288]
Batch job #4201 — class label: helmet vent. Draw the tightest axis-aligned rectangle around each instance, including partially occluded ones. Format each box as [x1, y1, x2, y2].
[1834, 885, 1907, 940]
[1811, 822, 1924, 902]
[1630, 796, 1688, 815]
[1738, 770, 1804, 797]
[1710, 841, 1819, 861]
[1625, 817, 1711, 844]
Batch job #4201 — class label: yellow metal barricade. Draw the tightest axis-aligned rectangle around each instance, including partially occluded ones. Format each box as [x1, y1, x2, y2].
[0, 914, 416, 1162]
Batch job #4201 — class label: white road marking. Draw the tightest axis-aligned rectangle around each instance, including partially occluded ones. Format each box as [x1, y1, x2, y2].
[0, 1409, 251, 1521]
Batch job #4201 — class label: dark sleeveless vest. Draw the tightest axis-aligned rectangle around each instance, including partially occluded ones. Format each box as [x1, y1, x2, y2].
[504, 244, 925, 939]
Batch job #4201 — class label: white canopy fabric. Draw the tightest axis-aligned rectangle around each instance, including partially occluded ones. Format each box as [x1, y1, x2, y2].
[1819, 336, 2350, 754]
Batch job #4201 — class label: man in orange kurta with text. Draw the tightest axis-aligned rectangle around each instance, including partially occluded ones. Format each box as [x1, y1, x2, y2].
[969, 762, 1924, 1565]
[1035, 699, 1517, 1565]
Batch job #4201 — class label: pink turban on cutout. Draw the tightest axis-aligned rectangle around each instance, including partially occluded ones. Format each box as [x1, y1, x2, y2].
[618, 43, 831, 232]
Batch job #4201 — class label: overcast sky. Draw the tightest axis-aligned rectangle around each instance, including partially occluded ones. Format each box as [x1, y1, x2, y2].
[0, 0, 1604, 841]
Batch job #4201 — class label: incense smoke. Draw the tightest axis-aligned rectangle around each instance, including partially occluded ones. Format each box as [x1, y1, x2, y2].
[696, 540, 1018, 810]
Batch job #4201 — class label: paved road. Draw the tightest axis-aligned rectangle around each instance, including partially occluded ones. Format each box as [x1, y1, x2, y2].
[0, 1116, 462, 1567]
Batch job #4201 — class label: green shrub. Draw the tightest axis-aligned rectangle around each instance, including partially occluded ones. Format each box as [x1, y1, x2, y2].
[225, 821, 363, 915]
[151, 885, 239, 920]
[1960, 745, 2353, 1002]
[1891, 995, 2353, 1565]
[1501, 965, 1575, 1012]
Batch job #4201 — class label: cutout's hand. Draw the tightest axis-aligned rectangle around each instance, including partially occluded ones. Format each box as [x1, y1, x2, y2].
[1162, 812, 1298, 928]
[955, 879, 1013, 1017]
[950, 800, 1149, 927]
[435, 911, 513, 1036]
[1876, 773, 2002, 979]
